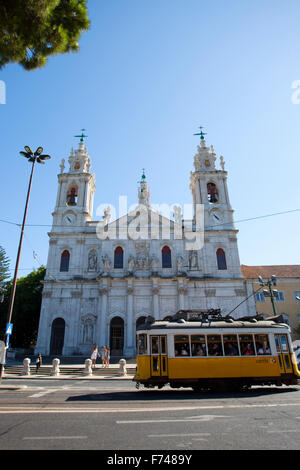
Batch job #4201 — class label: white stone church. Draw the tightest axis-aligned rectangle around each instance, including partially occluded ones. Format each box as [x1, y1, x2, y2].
[35, 132, 256, 357]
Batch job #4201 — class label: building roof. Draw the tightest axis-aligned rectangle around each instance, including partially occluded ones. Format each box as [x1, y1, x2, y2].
[241, 264, 300, 279]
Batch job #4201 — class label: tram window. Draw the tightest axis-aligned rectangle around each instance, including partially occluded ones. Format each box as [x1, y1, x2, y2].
[207, 335, 223, 356]
[151, 336, 159, 354]
[191, 335, 207, 356]
[280, 335, 288, 352]
[223, 335, 239, 356]
[275, 335, 281, 352]
[137, 334, 147, 355]
[239, 335, 255, 356]
[255, 334, 271, 355]
[174, 335, 190, 356]
[160, 336, 167, 355]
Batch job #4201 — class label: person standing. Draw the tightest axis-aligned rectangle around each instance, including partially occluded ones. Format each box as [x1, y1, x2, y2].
[105, 346, 110, 368]
[101, 346, 106, 368]
[91, 345, 99, 369]
[36, 353, 42, 374]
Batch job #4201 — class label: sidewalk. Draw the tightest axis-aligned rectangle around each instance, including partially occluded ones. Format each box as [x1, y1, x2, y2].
[0, 363, 136, 388]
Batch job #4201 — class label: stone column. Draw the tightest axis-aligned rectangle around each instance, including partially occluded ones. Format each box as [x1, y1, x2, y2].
[152, 282, 160, 320]
[125, 282, 135, 356]
[177, 281, 187, 310]
[99, 284, 108, 348]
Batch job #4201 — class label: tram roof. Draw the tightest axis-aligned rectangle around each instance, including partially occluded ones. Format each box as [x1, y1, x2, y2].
[136, 311, 290, 331]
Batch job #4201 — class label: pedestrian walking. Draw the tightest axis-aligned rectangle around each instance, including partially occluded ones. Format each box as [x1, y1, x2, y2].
[36, 353, 42, 374]
[101, 345, 106, 367]
[105, 346, 110, 368]
[91, 345, 99, 369]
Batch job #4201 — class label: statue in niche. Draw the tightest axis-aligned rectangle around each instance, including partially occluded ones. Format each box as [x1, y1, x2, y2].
[102, 254, 111, 273]
[88, 250, 97, 271]
[177, 255, 185, 273]
[189, 250, 198, 270]
[128, 256, 135, 273]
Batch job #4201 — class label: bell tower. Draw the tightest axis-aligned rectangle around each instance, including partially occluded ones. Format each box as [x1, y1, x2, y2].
[52, 131, 96, 231]
[190, 128, 242, 278]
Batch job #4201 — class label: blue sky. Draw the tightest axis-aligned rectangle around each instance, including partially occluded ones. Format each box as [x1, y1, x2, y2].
[1, 0, 300, 277]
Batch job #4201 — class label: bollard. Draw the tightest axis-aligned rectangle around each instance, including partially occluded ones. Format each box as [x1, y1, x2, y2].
[118, 358, 127, 376]
[84, 358, 92, 376]
[21, 357, 31, 376]
[51, 358, 60, 376]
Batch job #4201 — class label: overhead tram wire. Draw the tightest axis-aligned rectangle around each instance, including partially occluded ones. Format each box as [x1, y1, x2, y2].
[0, 207, 300, 231]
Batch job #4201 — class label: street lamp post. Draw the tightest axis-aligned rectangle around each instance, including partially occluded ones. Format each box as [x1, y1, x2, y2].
[258, 275, 278, 317]
[0, 146, 51, 382]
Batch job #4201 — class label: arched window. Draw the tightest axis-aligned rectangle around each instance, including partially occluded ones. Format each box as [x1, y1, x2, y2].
[67, 185, 78, 206]
[114, 246, 124, 269]
[60, 250, 70, 272]
[162, 246, 172, 268]
[207, 182, 219, 203]
[216, 248, 227, 270]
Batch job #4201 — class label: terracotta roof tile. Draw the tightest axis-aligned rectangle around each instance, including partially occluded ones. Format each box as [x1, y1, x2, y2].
[241, 264, 300, 279]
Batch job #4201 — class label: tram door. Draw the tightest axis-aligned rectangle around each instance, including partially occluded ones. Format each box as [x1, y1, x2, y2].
[275, 334, 293, 374]
[150, 335, 168, 377]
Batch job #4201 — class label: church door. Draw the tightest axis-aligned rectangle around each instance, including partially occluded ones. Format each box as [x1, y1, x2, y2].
[110, 317, 124, 356]
[50, 318, 65, 355]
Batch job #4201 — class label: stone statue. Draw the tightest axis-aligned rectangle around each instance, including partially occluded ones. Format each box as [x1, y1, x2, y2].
[177, 255, 185, 273]
[88, 250, 97, 271]
[103, 206, 111, 225]
[220, 156, 225, 170]
[128, 256, 135, 273]
[173, 205, 182, 225]
[60, 159, 65, 174]
[102, 254, 111, 273]
[189, 250, 198, 270]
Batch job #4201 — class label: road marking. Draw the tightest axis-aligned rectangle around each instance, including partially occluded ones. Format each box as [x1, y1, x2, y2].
[0, 402, 299, 414]
[23, 436, 88, 440]
[267, 430, 300, 434]
[148, 433, 211, 438]
[117, 415, 228, 424]
[28, 389, 60, 398]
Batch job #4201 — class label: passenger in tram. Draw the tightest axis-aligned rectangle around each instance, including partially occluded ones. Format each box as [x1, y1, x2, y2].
[242, 343, 254, 355]
[209, 343, 221, 356]
[180, 345, 189, 356]
[194, 344, 206, 356]
[225, 342, 238, 356]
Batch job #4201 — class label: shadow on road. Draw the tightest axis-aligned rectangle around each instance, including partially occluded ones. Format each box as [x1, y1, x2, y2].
[66, 386, 299, 402]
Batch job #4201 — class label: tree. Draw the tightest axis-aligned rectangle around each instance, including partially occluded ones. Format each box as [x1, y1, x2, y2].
[0, 245, 10, 284]
[0, 266, 46, 348]
[0, 0, 90, 71]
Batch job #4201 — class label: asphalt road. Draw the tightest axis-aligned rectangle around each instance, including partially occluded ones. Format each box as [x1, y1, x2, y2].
[0, 378, 300, 452]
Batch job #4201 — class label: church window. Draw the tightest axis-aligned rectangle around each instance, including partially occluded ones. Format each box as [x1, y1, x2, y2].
[207, 183, 219, 203]
[216, 248, 227, 270]
[60, 250, 70, 272]
[162, 246, 172, 268]
[114, 246, 124, 269]
[67, 185, 78, 206]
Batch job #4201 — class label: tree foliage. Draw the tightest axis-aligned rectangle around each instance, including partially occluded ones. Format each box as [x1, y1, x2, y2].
[0, 266, 46, 348]
[0, 0, 90, 70]
[0, 245, 10, 284]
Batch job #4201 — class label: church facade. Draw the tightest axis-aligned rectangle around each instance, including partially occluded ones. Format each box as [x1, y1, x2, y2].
[35, 133, 256, 357]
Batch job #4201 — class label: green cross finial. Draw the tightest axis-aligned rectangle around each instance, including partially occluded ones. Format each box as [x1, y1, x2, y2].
[193, 126, 207, 141]
[75, 129, 88, 142]
[138, 168, 146, 184]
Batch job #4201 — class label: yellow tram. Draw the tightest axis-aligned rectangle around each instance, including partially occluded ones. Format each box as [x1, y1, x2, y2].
[133, 310, 300, 392]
